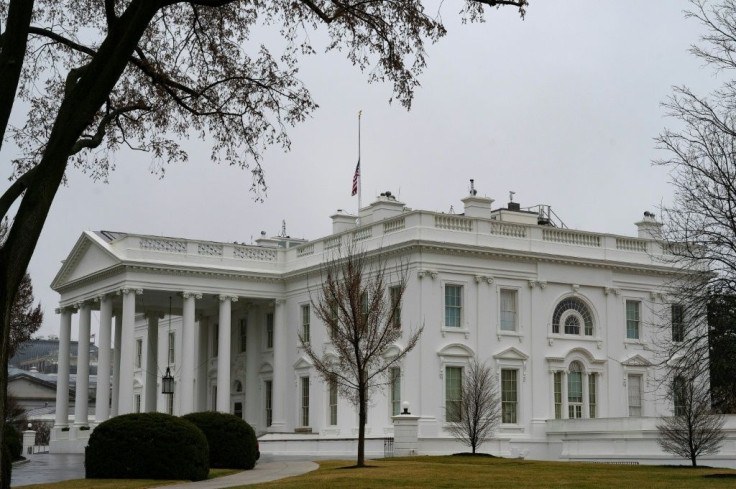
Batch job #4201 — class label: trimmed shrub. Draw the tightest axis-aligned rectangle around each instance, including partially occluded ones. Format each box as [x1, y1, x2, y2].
[4, 424, 22, 461]
[182, 412, 257, 469]
[85, 413, 208, 481]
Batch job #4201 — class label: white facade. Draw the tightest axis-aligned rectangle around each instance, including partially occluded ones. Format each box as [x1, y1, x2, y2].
[48, 191, 735, 465]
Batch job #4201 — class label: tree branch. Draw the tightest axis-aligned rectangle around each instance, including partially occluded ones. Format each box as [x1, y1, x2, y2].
[69, 103, 151, 155]
[0, 167, 39, 225]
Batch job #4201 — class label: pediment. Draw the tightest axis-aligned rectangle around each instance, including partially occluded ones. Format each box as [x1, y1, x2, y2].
[293, 356, 313, 370]
[493, 347, 529, 361]
[51, 232, 121, 290]
[622, 354, 652, 367]
[383, 344, 403, 359]
[437, 343, 474, 358]
[259, 362, 273, 374]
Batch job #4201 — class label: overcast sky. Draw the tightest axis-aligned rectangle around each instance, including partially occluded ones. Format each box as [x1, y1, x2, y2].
[4, 1, 720, 339]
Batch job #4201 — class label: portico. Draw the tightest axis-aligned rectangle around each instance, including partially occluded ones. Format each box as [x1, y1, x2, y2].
[50, 231, 296, 452]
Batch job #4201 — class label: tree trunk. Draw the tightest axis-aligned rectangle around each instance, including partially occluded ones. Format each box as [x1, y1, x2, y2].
[357, 384, 366, 467]
[0, 2, 161, 486]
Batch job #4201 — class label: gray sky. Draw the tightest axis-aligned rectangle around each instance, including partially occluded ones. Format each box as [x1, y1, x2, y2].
[6, 1, 719, 339]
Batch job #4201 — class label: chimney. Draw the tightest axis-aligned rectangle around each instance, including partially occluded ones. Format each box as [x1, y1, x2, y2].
[330, 209, 357, 234]
[461, 179, 494, 218]
[635, 211, 662, 239]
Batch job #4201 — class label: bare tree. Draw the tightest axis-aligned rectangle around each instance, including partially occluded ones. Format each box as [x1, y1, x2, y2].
[657, 368, 726, 467]
[301, 244, 422, 467]
[0, 1, 528, 483]
[654, 0, 736, 380]
[446, 357, 500, 454]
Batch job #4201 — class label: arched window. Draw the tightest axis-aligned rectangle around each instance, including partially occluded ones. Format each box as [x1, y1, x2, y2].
[568, 361, 583, 418]
[552, 297, 594, 336]
[234, 380, 243, 393]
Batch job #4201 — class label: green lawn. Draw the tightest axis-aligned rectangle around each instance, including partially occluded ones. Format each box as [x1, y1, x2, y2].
[15, 457, 736, 489]
[241, 456, 736, 489]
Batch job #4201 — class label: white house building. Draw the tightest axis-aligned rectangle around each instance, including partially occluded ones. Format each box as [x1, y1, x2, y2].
[49, 189, 736, 464]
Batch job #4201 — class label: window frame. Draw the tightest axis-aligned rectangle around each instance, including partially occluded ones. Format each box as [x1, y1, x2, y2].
[389, 285, 402, 329]
[265, 379, 273, 427]
[627, 374, 643, 417]
[265, 313, 274, 350]
[445, 365, 463, 423]
[300, 376, 310, 427]
[390, 367, 401, 417]
[301, 304, 311, 344]
[444, 284, 463, 329]
[671, 304, 685, 343]
[168, 331, 175, 365]
[135, 338, 142, 369]
[626, 300, 641, 340]
[551, 296, 595, 337]
[328, 378, 338, 426]
[501, 369, 518, 424]
[499, 288, 519, 332]
[239, 318, 247, 353]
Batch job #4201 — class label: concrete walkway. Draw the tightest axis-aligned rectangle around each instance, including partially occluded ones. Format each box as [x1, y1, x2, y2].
[160, 461, 318, 489]
[11, 453, 318, 488]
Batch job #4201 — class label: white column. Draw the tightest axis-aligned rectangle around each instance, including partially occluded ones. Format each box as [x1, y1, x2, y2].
[245, 307, 258, 424]
[582, 372, 590, 418]
[180, 292, 200, 414]
[561, 371, 569, 419]
[111, 312, 122, 417]
[118, 288, 139, 414]
[74, 303, 91, 425]
[95, 296, 113, 423]
[195, 315, 208, 412]
[217, 295, 237, 412]
[549, 370, 556, 420]
[54, 308, 73, 427]
[271, 299, 287, 431]
[145, 312, 160, 412]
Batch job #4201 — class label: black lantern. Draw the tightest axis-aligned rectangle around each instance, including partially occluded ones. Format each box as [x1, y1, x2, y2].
[161, 296, 175, 395]
[162, 366, 174, 395]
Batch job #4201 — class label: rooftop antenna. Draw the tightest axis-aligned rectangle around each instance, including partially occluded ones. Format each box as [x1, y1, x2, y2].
[509, 191, 516, 202]
[469, 179, 477, 196]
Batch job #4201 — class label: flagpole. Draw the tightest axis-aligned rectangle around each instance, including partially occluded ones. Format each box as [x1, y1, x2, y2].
[358, 110, 362, 222]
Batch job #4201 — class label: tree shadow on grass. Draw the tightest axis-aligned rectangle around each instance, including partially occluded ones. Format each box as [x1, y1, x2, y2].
[703, 474, 736, 479]
[336, 465, 381, 469]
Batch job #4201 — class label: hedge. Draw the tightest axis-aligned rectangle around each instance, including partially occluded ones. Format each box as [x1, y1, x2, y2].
[4, 424, 22, 461]
[85, 413, 209, 481]
[182, 411, 257, 469]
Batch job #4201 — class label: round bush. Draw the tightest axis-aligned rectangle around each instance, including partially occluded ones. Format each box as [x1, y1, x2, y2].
[85, 413, 209, 481]
[4, 424, 22, 461]
[182, 412, 257, 469]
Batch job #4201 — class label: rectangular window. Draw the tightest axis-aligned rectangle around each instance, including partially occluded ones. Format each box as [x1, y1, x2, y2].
[301, 376, 310, 427]
[500, 289, 518, 331]
[501, 369, 518, 424]
[301, 305, 310, 344]
[240, 318, 247, 353]
[390, 367, 401, 416]
[626, 300, 640, 340]
[135, 339, 142, 368]
[168, 332, 175, 365]
[266, 313, 274, 349]
[265, 380, 273, 427]
[445, 366, 462, 422]
[234, 402, 243, 419]
[628, 374, 642, 416]
[390, 286, 402, 329]
[589, 374, 597, 419]
[213, 327, 219, 357]
[671, 304, 684, 343]
[568, 371, 583, 419]
[553, 372, 562, 420]
[329, 379, 338, 426]
[445, 285, 463, 328]
[134, 394, 141, 413]
[212, 386, 217, 411]
[673, 376, 687, 416]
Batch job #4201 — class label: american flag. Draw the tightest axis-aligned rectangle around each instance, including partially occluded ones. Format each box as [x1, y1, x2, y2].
[351, 160, 360, 196]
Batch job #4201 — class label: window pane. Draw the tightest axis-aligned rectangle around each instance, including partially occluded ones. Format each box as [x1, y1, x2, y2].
[502, 369, 517, 424]
[671, 304, 684, 342]
[301, 377, 309, 426]
[626, 301, 640, 339]
[390, 286, 402, 329]
[265, 380, 273, 426]
[445, 366, 462, 422]
[500, 289, 517, 331]
[568, 371, 582, 403]
[302, 305, 310, 343]
[564, 315, 580, 335]
[240, 319, 247, 353]
[168, 332, 175, 364]
[329, 379, 338, 425]
[391, 367, 401, 416]
[589, 374, 596, 419]
[628, 375, 641, 416]
[445, 285, 462, 328]
[266, 313, 274, 349]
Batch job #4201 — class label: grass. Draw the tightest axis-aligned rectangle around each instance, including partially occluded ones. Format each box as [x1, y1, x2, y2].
[15, 457, 736, 489]
[239, 456, 736, 489]
[16, 468, 240, 489]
